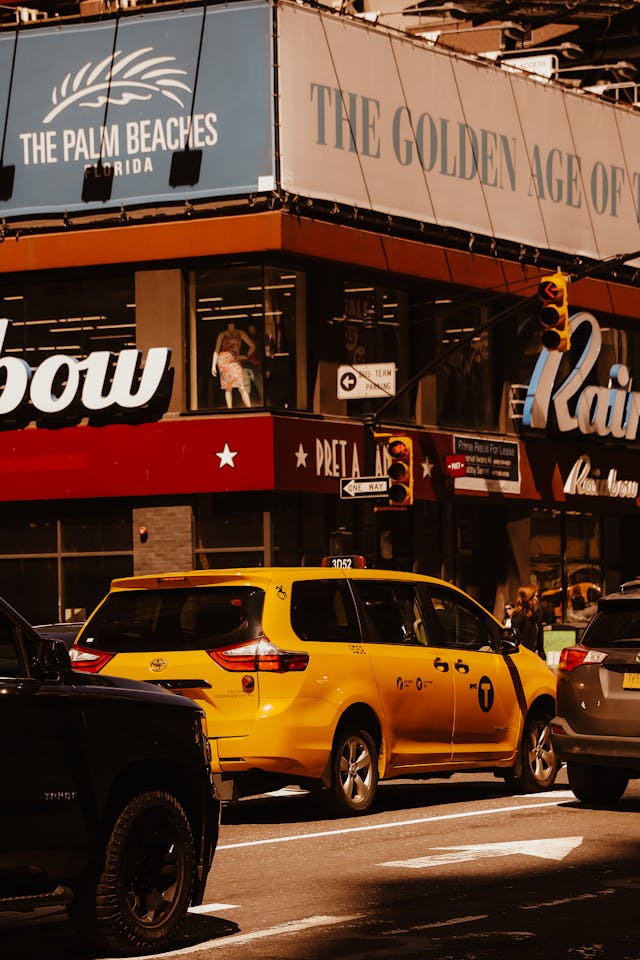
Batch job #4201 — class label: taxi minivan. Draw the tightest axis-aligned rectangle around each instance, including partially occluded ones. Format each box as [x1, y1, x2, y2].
[70, 565, 559, 815]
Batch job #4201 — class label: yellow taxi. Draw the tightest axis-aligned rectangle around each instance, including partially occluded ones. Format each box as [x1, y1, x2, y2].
[69, 563, 559, 816]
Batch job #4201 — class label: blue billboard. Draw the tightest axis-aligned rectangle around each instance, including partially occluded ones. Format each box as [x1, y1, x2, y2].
[0, 1, 275, 218]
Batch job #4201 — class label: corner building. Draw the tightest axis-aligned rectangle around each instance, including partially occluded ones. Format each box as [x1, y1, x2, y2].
[0, 0, 639, 625]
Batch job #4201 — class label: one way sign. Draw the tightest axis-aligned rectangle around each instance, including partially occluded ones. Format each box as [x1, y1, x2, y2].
[340, 477, 390, 499]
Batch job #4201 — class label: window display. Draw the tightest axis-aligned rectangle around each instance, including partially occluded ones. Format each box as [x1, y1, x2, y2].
[190, 264, 299, 411]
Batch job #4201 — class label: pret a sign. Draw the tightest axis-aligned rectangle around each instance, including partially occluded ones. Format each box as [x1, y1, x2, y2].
[0, 318, 172, 423]
[521, 312, 640, 441]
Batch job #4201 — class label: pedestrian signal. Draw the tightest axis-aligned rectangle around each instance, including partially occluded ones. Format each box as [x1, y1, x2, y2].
[538, 271, 570, 353]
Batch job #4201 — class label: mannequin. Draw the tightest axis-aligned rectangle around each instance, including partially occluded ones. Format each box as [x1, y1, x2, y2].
[211, 321, 256, 408]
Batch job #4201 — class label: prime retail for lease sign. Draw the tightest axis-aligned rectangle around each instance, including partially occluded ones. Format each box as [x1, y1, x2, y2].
[0, 0, 275, 217]
[277, 0, 640, 263]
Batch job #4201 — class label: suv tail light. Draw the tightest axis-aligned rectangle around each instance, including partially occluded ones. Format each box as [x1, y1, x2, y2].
[558, 645, 607, 672]
[69, 645, 115, 673]
[208, 637, 309, 673]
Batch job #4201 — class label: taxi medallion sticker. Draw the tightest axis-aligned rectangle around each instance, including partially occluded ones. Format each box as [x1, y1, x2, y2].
[478, 675, 494, 712]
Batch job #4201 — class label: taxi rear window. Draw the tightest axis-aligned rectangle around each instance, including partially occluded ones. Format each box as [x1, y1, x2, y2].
[78, 586, 264, 653]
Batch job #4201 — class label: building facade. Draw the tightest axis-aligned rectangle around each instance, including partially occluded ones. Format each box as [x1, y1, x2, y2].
[0, 0, 638, 625]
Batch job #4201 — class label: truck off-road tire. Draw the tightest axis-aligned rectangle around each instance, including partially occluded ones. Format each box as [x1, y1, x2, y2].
[567, 762, 629, 806]
[71, 789, 196, 954]
[507, 709, 559, 793]
[329, 726, 379, 816]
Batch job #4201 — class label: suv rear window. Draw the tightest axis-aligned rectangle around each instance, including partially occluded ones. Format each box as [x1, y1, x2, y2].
[583, 601, 640, 648]
[79, 586, 264, 652]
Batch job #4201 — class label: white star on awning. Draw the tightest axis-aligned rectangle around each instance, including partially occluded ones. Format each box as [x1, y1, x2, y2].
[216, 443, 238, 468]
[295, 443, 308, 468]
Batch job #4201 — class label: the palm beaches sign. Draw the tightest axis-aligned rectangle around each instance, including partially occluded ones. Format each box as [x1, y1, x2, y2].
[0, 1, 274, 217]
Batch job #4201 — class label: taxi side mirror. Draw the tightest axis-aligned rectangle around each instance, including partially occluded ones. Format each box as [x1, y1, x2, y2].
[499, 628, 520, 655]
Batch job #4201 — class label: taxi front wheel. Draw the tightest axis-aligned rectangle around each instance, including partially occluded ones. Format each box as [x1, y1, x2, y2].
[329, 727, 379, 816]
[507, 709, 559, 793]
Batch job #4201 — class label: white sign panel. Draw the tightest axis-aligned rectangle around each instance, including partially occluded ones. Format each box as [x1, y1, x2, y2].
[337, 363, 396, 399]
[340, 476, 390, 498]
[277, 2, 640, 263]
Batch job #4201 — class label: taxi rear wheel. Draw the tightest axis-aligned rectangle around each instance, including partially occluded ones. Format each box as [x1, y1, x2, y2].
[508, 709, 559, 793]
[329, 727, 378, 816]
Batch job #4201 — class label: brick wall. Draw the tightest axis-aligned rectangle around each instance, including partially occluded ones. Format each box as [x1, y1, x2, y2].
[132, 505, 194, 575]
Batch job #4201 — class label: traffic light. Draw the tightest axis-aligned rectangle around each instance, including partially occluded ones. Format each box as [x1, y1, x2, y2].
[386, 436, 414, 507]
[538, 271, 570, 352]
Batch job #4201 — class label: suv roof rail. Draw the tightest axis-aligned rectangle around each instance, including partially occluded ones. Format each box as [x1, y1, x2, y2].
[620, 578, 640, 592]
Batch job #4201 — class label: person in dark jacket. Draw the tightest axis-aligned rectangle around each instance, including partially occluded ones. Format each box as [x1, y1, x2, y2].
[511, 585, 546, 660]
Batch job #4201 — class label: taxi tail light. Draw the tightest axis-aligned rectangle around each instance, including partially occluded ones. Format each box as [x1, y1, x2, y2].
[208, 637, 309, 673]
[68, 644, 115, 673]
[558, 645, 607, 672]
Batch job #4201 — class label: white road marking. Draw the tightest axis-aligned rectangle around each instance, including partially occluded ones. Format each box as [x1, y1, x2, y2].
[381, 835, 583, 869]
[100, 913, 364, 960]
[385, 914, 490, 934]
[189, 902, 240, 914]
[520, 889, 616, 909]
[217, 792, 576, 851]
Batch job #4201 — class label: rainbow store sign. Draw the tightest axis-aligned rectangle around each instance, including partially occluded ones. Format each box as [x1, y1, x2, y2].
[521, 311, 640, 442]
[0, 318, 172, 421]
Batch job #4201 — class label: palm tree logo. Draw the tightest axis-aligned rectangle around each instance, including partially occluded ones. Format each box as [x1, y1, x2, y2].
[44, 46, 191, 124]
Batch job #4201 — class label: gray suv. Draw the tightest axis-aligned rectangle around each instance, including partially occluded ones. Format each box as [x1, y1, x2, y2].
[551, 580, 640, 804]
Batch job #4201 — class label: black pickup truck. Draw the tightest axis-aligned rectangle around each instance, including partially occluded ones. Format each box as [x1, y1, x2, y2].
[0, 594, 219, 955]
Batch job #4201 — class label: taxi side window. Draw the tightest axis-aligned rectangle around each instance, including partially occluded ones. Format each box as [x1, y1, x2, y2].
[0, 612, 25, 678]
[290, 580, 361, 643]
[421, 586, 495, 651]
[351, 581, 429, 646]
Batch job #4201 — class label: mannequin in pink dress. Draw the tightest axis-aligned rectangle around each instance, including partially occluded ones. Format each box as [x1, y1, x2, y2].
[211, 322, 256, 408]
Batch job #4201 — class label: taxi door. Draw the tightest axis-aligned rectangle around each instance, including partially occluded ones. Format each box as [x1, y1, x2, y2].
[350, 579, 454, 770]
[419, 585, 521, 762]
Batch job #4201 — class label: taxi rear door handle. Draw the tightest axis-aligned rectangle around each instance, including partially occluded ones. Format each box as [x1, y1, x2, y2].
[454, 660, 470, 674]
[433, 657, 449, 672]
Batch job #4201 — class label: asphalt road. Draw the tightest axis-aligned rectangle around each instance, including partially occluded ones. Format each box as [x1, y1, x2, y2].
[3, 770, 640, 960]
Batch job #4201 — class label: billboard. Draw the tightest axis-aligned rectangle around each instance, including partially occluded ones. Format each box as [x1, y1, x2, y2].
[0, 0, 275, 217]
[277, 1, 640, 263]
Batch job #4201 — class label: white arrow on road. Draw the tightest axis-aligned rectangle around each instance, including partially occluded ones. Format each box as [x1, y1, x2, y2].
[381, 836, 583, 869]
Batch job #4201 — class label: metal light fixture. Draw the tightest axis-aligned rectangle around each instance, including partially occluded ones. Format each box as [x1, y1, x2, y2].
[557, 60, 637, 83]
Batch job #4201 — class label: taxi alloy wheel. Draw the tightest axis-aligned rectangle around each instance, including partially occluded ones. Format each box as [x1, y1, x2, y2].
[330, 727, 378, 816]
[518, 710, 559, 792]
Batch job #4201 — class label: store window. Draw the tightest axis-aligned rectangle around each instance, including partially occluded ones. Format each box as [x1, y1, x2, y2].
[340, 281, 409, 419]
[195, 494, 266, 568]
[189, 265, 303, 412]
[436, 303, 495, 430]
[0, 271, 135, 368]
[0, 505, 133, 624]
[531, 508, 601, 626]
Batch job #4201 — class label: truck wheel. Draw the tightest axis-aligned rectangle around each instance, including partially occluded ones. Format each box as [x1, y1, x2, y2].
[567, 762, 629, 805]
[507, 709, 559, 793]
[329, 727, 378, 816]
[72, 790, 195, 954]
